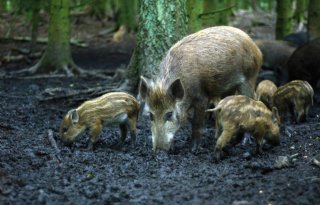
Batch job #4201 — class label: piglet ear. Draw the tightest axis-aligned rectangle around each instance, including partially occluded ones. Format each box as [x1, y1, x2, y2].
[168, 79, 184, 101]
[139, 76, 151, 101]
[68, 109, 79, 124]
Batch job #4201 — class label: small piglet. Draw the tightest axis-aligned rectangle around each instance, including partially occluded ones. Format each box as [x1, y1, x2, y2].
[60, 92, 140, 149]
[255, 79, 277, 109]
[273, 80, 314, 123]
[206, 95, 280, 162]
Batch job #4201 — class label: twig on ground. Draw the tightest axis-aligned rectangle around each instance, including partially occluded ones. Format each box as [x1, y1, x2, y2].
[47, 129, 62, 163]
[312, 158, 320, 168]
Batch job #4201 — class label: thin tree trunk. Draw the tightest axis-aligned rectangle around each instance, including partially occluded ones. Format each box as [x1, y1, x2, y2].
[187, 0, 203, 32]
[125, 0, 187, 91]
[276, 0, 293, 39]
[25, 0, 83, 76]
[308, 0, 320, 40]
[30, 1, 40, 53]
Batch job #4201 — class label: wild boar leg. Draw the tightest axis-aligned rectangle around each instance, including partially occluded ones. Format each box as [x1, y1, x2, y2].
[239, 81, 255, 98]
[214, 119, 222, 140]
[190, 102, 208, 152]
[214, 129, 236, 162]
[88, 122, 103, 150]
[118, 123, 128, 148]
[128, 117, 137, 147]
[255, 133, 264, 155]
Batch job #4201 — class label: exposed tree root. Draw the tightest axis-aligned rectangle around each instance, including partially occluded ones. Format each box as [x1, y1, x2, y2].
[37, 69, 131, 102]
[0, 36, 88, 47]
[5, 60, 118, 80]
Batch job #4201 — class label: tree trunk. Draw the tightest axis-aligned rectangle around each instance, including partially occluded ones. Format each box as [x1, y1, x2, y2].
[276, 0, 293, 39]
[294, 0, 306, 23]
[117, 0, 137, 32]
[30, 0, 40, 53]
[202, 0, 218, 28]
[125, 0, 188, 91]
[27, 0, 82, 76]
[308, 0, 320, 40]
[92, 0, 107, 20]
[268, 0, 275, 11]
[187, 0, 203, 32]
[237, 0, 250, 10]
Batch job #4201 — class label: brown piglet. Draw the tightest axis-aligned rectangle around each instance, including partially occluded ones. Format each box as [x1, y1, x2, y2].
[206, 95, 280, 162]
[255, 79, 277, 109]
[60, 92, 140, 149]
[273, 80, 314, 123]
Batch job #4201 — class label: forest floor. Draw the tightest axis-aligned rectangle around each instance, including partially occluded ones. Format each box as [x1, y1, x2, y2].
[0, 11, 320, 205]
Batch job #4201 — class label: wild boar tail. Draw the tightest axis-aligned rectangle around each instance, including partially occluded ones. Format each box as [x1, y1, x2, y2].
[205, 107, 220, 113]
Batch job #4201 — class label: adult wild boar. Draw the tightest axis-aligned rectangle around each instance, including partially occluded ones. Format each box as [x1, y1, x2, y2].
[287, 38, 320, 89]
[254, 39, 297, 85]
[139, 26, 262, 152]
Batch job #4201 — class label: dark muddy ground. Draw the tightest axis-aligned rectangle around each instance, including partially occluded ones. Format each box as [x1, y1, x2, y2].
[0, 74, 320, 205]
[1, 11, 320, 205]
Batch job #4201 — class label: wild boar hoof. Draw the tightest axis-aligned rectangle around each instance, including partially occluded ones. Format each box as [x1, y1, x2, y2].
[212, 153, 221, 163]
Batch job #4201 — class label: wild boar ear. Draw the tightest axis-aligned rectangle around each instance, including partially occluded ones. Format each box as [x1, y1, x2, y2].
[168, 79, 184, 101]
[68, 109, 79, 124]
[139, 76, 151, 100]
[271, 107, 279, 123]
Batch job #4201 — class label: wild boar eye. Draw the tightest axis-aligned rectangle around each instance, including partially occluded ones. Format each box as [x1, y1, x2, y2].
[164, 111, 173, 122]
[149, 112, 154, 121]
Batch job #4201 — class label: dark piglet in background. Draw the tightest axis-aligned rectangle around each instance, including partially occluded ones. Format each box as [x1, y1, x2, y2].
[287, 38, 320, 90]
[273, 80, 314, 123]
[139, 26, 262, 152]
[206, 95, 280, 162]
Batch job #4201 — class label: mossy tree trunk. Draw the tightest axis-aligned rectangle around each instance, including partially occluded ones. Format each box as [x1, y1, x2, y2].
[27, 0, 82, 76]
[276, 0, 293, 39]
[30, 0, 41, 53]
[125, 0, 187, 91]
[187, 0, 203, 32]
[202, 0, 233, 28]
[117, 0, 137, 32]
[237, 0, 250, 10]
[268, 0, 275, 11]
[307, 0, 320, 40]
[89, 0, 107, 20]
[294, 0, 306, 24]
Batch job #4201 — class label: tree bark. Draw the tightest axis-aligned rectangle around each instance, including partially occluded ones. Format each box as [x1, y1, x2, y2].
[125, 0, 187, 91]
[117, 0, 137, 32]
[276, 0, 293, 39]
[25, 0, 82, 76]
[308, 0, 320, 40]
[294, 0, 306, 24]
[187, 0, 203, 32]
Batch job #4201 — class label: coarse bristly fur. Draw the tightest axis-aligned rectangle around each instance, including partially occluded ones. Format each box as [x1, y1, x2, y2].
[139, 26, 262, 152]
[256, 79, 278, 109]
[60, 92, 140, 149]
[273, 80, 314, 123]
[206, 95, 280, 162]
